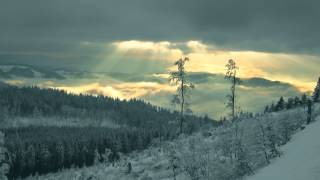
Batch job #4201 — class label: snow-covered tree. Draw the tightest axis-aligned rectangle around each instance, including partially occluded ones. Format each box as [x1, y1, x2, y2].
[275, 97, 285, 111]
[264, 105, 270, 113]
[265, 125, 281, 158]
[255, 120, 271, 164]
[0, 131, 9, 180]
[307, 99, 313, 124]
[313, 77, 320, 102]
[168, 147, 180, 180]
[169, 57, 195, 134]
[233, 135, 254, 176]
[225, 59, 240, 121]
[293, 96, 301, 107]
[286, 97, 294, 109]
[301, 93, 308, 105]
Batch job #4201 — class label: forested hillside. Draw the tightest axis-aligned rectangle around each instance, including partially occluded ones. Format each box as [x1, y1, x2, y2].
[0, 84, 217, 179]
[0, 84, 216, 128]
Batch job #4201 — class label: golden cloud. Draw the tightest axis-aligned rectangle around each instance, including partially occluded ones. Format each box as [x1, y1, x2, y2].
[186, 40, 210, 53]
[5, 80, 25, 86]
[55, 82, 175, 100]
[112, 40, 183, 61]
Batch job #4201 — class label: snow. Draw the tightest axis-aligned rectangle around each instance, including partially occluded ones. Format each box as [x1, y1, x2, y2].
[24, 105, 320, 180]
[248, 115, 320, 180]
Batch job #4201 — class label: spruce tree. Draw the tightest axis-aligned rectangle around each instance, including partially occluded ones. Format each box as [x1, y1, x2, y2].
[286, 98, 294, 109]
[301, 93, 308, 105]
[276, 97, 285, 111]
[313, 77, 320, 102]
[270, 103, 275, 112]
[264, 105, 269, 113]
[293, 96, 301, 107]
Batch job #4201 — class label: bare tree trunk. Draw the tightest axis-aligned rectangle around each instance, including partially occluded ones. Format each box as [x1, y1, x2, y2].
[232, 76, 235, 121]
[307, 100, 312, 124]
[180, 77, 185, 134]
[258, 123, 270, 164]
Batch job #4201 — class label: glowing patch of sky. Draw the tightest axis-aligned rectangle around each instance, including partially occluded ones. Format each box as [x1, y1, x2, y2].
[109, 40, 319, 92]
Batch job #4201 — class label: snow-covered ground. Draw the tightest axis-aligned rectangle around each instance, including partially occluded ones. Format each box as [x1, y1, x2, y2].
[248, 115, 320, 180]
[25, 104, 320, 180]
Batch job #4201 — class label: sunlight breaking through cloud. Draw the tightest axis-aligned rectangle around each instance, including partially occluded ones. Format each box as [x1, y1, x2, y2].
[112, 40, 183, 61]
[110, 40, 319, 92]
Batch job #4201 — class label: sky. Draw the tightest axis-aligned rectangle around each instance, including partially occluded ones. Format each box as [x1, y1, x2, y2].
[0, 0, 319, 118]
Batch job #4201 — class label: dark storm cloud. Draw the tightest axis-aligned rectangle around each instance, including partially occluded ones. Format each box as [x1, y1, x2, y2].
[147, 0, 320, 53]
[0, 0, 319, 68]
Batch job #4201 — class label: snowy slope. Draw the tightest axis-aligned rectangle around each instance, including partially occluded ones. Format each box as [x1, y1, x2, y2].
[24, 106, 320, 180]
[248, 115, 320, 180]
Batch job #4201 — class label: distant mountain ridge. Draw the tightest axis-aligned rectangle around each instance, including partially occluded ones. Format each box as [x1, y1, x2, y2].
[0, 64, 66, 79]
[0, 64, 298, 91]
[0, 64, 302, 119]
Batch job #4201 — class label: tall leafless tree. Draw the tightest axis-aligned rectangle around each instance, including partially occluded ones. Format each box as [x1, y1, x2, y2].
[169, 57, 194, 134]
[225, 59, 240, 122]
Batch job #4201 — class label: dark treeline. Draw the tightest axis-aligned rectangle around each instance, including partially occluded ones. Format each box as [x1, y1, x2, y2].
[264, 94, 309, 113]
[3, 126, 158, 179]
[264, 78, 320, 113]
[0, 84, 218, 179]
[264, 77, 320, 113]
